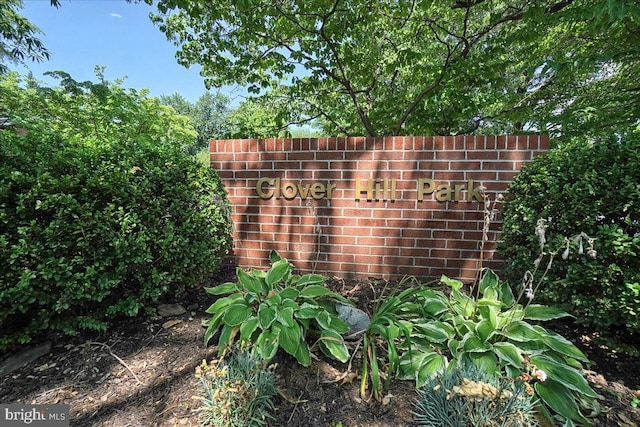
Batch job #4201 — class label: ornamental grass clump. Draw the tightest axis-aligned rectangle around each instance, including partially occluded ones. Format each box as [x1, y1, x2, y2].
[195, 344, 277, 427]
[414, 363, 539, 427]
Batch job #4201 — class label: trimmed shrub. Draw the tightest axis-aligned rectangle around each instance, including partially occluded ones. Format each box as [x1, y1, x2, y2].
[0, 130, 232, 350]
[499, 137, 640, 334]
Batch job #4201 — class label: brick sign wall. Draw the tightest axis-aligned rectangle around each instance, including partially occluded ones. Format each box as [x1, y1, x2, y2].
[210, 135, 549, 281]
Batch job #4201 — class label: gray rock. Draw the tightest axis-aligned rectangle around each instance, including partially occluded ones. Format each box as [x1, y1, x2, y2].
[157, 303, 187, 317]
[336, 303, 370, 339]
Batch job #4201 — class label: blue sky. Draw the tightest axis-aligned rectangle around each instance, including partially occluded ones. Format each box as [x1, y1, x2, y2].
[13, 0, 244, 104]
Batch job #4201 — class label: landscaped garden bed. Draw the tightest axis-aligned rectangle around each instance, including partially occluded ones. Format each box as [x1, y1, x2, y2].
[2, 264, 639, 427]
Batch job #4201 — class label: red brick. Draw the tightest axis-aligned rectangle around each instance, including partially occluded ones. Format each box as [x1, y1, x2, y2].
[218, 135, 549, 280]
[435, 151, 466, 160]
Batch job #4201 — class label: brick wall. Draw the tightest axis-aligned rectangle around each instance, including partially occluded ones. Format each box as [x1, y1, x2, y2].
[210, 135, 549, 281]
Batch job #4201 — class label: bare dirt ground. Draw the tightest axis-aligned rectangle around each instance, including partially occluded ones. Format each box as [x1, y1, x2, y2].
[2, 268, 640, 427]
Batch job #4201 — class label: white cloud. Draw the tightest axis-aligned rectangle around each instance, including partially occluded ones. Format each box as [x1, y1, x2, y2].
[110, 13, 122, 19]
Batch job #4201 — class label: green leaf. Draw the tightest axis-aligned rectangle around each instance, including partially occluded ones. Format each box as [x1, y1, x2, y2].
[237, 267, 263, 295]
[461, 332, 490, 352]
[239, 316, 260, 341]
[315, 311, 332, 330]
[413, 321, 454, 343]
[296, 274, 327, 286]
[451, 290, 474, 316]
[448, 339, 461, 358]
[294, 342, 312, 367]
[524, 304, 572, 321]
[296, 302, 321, 319]
[492, 342, 524, 368]
[281, 298, 300, 312]
[276, 307, 296, 328]
[421, 296, 449, 317]
[205, 293, 242, 315]
[440, 275, 463, 290]
[204, 281, 238, 295]
[266, 258, 291, 286]
[278, 322, 304, 360]
[204, 311, 224, 345]
[258, 303, 277, 329]
[500, 320, 542, 342]
[278, 287, 300, 301]
[536, 327, 590, 362]
[475, 319, 496, 343]
[467, 351, 498, 374]
[223, 301, 252, 326]
[400, 350, 447, 388]
[269, 250, 282, 263]
[500, 282, 515, 307]
[479, 269, 499, 299]
[535, 380, 593, 425]
[299, 285, 334, 298]
[255, 329, 279, 361]
[530, 355, 600, 398]
[319, 329, 349, 362]
[477, 304, 498, 329]
[218, 324, 239, 350]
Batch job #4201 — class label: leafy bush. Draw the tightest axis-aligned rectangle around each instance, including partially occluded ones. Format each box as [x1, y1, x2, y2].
[414, 362, 538, 427]
[499, 137, 640, 333]
[0, 72, 232, 351]
[203, 251, 351, 366]
[398, 270, 600, 426]
[195, 344, 277, 427]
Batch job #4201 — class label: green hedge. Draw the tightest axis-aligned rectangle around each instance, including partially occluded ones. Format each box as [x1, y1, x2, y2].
[0, 131, 232, 350]
[499, 137, 640, 334]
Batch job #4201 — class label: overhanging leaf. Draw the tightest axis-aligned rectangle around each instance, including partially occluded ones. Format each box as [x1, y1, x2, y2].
[530, 355, 600, 398]
[535, 379, 593, 425]
[524, 304, 572, 321]
[204, 281, 238, 295]
[535, 326, 590, 363]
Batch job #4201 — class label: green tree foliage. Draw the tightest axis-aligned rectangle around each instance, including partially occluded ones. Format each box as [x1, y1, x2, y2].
[0, 71, 232, 351]
[0, 0, 58, 74]
[146, 0, 640, 137]
[225, 93, 293, 139]
[160, 92, 231, 153]
[512, 1, 640, 139]
[499, 137, 640, 334]
[3, 67, 198, 144]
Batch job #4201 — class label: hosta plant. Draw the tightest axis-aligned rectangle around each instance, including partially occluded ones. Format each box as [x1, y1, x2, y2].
[203, 251, 351, 366]
[414, 362, 539, 427]
[399, 269, 601, 426]
[195, 343, 277, 427]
